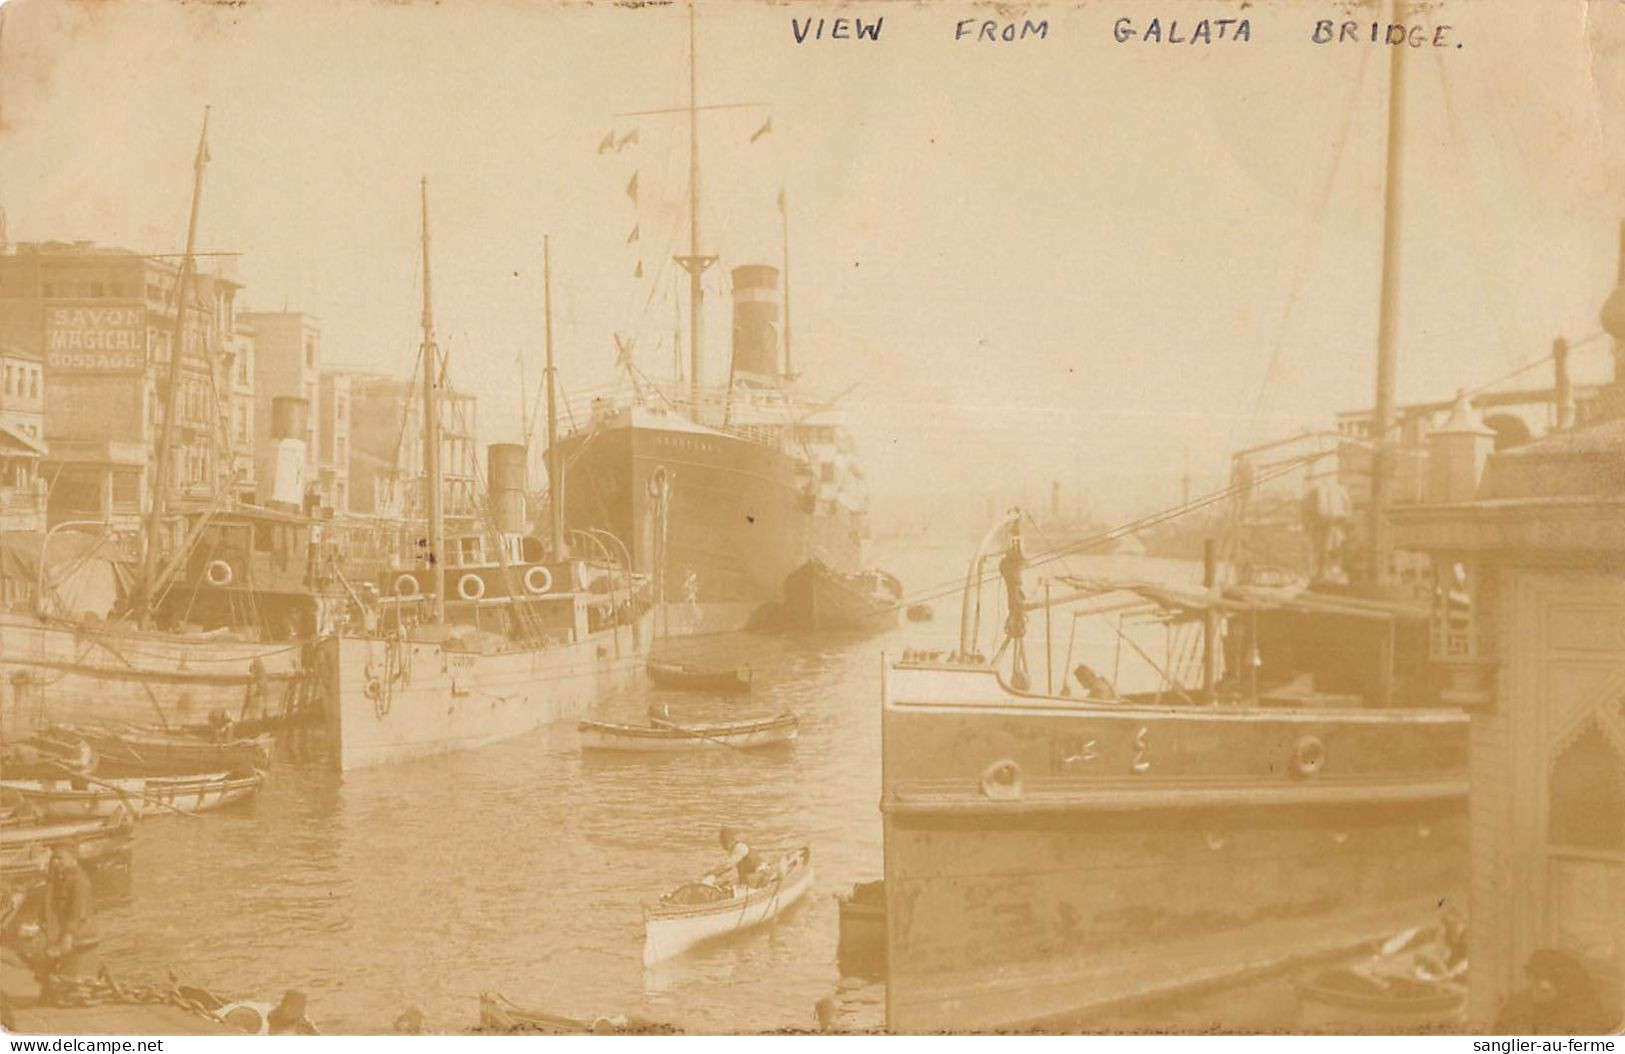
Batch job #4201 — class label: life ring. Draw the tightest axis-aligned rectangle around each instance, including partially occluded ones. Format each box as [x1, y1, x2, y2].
[1292, 734, 1326, 778]
[979, 759, 1023, 801]
[205, 560, 234, 587]
[457, 573, 486, 602]
[393, 574, 419, 598]
[524, 565, 553, 595]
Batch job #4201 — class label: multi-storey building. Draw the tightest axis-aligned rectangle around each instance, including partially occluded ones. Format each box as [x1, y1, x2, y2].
[317, 371, 351, 515]
[0, 343, 46, 532]
[0, 241, 240, 534]
[341, 370, 479, 529]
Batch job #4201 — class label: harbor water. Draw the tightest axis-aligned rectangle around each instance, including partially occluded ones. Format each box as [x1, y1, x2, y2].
[90, 543, 1199, 1034]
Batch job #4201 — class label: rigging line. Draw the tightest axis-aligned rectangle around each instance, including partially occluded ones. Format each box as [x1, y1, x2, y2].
[1462, 331, 1607, 400]
[823, 452, 1324, 623]
[1242, 41, 1374, 449]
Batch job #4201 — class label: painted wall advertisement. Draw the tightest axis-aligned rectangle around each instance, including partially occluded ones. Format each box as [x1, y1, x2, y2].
[44, 301, 147, 373]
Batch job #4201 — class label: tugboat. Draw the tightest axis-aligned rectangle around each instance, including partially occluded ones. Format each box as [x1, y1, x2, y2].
[879, 512, 1468, 1032]
[325, 185, 649, 771]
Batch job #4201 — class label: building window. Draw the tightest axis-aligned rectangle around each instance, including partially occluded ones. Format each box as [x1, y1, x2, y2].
[336, 436, 347, 464]
[305, 337, 315, 368]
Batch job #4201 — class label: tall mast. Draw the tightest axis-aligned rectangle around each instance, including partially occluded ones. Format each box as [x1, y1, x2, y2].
[141, 106, 210, 626]
[673, 1, 715, 414]
[544, 235, 565, 559]
[780, 187, 793, 380]
[420, 177, 446, 625]
[518, 346, 529, 489]
[1366, 0, 1407, 589]
[673, 276, 683, 382]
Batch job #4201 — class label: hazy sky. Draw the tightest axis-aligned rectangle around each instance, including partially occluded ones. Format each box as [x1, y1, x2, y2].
[3, 0, 1623, 526]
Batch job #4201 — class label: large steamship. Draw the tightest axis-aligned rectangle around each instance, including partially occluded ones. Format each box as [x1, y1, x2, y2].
[548, 9, 872, 637]
[552, 265, 869, 637]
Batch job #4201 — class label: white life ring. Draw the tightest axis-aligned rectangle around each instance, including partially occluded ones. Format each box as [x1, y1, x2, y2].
[393, 573, 419, 598]
[1293, 734, 1326, 778]
[457, 573, 486, 602]
[524, 565, 553, 595]
[205, 560, 234, 587]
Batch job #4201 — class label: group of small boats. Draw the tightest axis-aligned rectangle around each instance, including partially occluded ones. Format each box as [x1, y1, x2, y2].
[1, 722, 269, 889]
[577, 660, 814, 968]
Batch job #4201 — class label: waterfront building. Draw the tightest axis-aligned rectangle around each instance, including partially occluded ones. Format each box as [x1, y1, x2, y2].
[0, 241, 239, 534]
[340, 370, 479, 530]
[317, 371, 351, 515]
[0, 342, 48, 533]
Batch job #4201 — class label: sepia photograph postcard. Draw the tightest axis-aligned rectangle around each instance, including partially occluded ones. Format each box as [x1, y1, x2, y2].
[0, 0, 1622, 1039]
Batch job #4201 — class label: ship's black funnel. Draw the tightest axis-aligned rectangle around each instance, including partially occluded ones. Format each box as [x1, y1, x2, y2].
[487, 442, 527, 534]
[731, 264, 780, 381]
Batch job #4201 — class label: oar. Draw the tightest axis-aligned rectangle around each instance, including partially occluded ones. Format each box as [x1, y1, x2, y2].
[43, 760, 204, 821]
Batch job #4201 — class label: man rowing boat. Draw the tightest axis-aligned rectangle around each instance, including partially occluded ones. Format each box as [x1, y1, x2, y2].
[709, 827, 771, 889]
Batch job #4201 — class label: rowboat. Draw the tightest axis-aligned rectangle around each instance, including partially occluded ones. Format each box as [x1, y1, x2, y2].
[37, 725, 271, 777]
[1295, 968, 1467, 1034]
[476, 993, 676, 1035]
[1, 771, 265, 820]
[578, 712, 797, 752]
[646, 661, 752, 694]
[0, 809, 135, 885]
[642, 846, 813, 965]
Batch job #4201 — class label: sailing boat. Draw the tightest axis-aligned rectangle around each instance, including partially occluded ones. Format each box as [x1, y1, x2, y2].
[323, 183, 650, 771]
[547, 4, 874, 638]
[0, 111, 312, 741]
[877, 15, 1471, 1034]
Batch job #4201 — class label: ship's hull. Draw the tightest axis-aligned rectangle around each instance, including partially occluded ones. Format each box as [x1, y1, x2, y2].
[0, 611, 306, 738]
[782, 560, 899, 633]
[553, 419, 862, 636]
[329, 614, 651, 771]
[880, 660, 1469, 1033]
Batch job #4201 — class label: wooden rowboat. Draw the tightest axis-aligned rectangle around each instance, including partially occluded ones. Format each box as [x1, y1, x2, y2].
[646, 661, 752, 694]
[476, 993, 676, 1035]
[1294, 967, 1467, 1034]
[578, 713, 797, 752]
[1, 771, 265, 820]
[642, 846, 813, 965]
[40, 725, 271, 777]
[0, 809, 135, 885]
